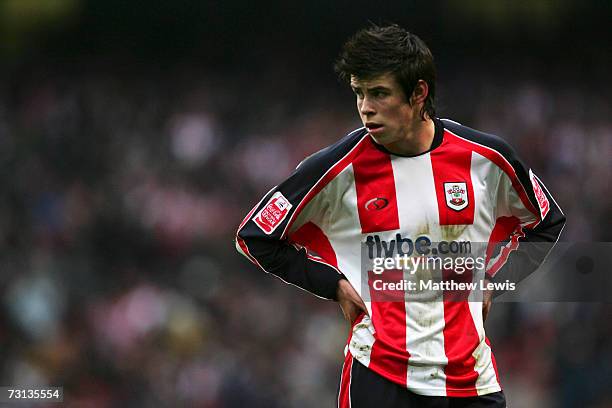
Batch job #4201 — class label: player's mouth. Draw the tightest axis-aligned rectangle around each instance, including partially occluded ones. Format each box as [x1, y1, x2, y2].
[366, 122, 384, 134]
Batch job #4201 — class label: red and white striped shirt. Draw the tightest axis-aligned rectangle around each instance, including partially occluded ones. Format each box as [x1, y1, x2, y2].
[236, 118, 565, 397]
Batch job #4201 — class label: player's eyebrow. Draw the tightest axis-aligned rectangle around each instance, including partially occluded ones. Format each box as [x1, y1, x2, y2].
[350, 84, 391, 93]
[366, 85, 391, 92]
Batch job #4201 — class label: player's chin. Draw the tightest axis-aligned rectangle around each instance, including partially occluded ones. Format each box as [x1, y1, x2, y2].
[369, 131, 390, 145]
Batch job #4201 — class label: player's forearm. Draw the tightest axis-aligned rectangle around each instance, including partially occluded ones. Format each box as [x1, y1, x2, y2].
[236, 234, 346, 300]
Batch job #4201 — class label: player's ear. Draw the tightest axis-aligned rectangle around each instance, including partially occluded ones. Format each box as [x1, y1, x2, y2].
[410, 80, 429, 106]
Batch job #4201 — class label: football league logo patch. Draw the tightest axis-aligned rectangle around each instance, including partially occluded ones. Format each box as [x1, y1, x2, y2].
[444, 182, 468, 211]
[253, 191, 293, 234]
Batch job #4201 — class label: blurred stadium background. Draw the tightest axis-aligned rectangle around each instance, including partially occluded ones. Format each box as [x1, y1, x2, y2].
[0, 1, 611, 407]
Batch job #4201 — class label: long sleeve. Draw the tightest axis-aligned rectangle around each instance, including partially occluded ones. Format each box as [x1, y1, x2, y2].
[485, 149, 566, 285]
[235, 128, 367, 300]
[235, 188, 345, 300]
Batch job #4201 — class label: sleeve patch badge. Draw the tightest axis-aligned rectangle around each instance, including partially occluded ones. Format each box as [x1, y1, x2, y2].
[529, 169, 550, 219]
[253, 191, 293, 234]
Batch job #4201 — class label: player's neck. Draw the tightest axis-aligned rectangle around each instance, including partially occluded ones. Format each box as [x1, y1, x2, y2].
[383, 116, 435, 156]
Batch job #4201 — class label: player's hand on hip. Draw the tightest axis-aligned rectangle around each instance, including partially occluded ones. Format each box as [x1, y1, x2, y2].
[336, 279, 368, 325]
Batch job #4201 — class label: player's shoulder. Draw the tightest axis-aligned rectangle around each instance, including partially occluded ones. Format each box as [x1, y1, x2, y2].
[295, 127, 368, 173]
[440, 118, 520, 162]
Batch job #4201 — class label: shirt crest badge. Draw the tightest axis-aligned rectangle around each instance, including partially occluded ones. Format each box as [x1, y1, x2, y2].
[444, 182, 468, 211]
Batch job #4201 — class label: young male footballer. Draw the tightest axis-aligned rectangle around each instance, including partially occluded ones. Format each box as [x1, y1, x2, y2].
[236, 24, 565, 407]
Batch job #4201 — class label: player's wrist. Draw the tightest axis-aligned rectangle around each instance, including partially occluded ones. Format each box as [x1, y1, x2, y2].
[335, 277, 350, 301]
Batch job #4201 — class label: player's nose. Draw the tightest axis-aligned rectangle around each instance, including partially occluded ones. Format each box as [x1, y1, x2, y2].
[359, 97, 376, 116]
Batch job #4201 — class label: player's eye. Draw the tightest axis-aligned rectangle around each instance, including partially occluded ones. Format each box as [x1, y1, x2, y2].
[372, 90, 388, 98]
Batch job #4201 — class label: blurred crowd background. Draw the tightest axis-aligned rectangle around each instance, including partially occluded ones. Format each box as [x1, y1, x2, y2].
[0, 1, 611, 407]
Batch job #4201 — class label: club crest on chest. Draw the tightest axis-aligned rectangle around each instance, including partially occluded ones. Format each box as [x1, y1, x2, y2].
[444, 182, 468, 211]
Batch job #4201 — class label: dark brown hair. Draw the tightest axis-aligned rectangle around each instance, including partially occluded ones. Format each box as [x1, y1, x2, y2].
[334, 24, 436, 120]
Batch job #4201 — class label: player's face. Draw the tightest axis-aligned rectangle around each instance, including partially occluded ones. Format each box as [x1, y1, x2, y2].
[350, 73, 418, 146]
